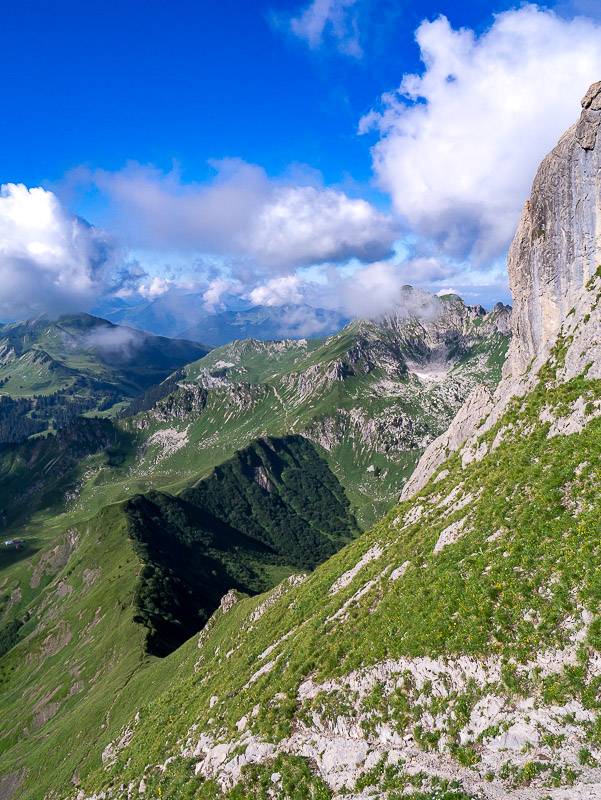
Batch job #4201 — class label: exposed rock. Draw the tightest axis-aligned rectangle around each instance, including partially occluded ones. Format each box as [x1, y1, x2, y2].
[102, 713, 140, 767]
[253, 465, 272, 492]
[30, 528, 79, 589]
[329, 545, 383, 595]
[248, 574, 307, 624]
[403, 81, 601, 499]
[37, 620, 72, 661]
[145, 427, 189, 461]
[509, 81, 601, 377]
[82, 568, 101, 588]
[401, 386, 493, 499]
[433, 517, 467, 553]
[0, 770, 26, 800]
[389, 561, 411, 582]
[219, 590, 239, 615]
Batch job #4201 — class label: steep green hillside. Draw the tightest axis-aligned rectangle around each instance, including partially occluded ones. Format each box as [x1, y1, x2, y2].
[123, 293, 510, 526]
[0, 505, 151, 800]
[0, 314, 208, 442]
[61, 282, 601, 800]
[0, 435, 357, 798]
[0, 418, 128, 530]
[125, 435, 358, 656]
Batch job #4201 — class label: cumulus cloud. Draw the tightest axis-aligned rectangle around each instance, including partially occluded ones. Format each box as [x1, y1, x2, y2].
[361, 5, 601, 263]
[288, 0, 363, 57]
[202, 277, 243, 312]
[138, 276, 174, 300]
[92, 160, 396, 271]
[248, 275, 303, 307]
[0, 183, 117, 320]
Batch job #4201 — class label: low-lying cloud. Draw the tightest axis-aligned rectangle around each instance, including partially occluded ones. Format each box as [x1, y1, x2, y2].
[82, 324, 144, 360]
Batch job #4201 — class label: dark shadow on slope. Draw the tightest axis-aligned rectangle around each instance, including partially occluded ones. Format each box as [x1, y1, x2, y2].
[0, 418, 135, 529]
[125, 435, 359, 657]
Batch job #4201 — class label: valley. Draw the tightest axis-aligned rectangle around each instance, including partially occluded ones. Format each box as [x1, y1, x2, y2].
[0, 287, 510, 799]
[2, 78, 601, 800]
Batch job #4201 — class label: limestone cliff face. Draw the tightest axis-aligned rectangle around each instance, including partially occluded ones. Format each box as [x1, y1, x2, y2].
[403, 82, 601, 499]
[508, 80, 601, 378]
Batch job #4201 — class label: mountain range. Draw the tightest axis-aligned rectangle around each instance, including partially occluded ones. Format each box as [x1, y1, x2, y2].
[2, 83, 600, 800]
[0, 284, 509, 800]
[0, 314, 207, 442]
[94, 292, 348, 345]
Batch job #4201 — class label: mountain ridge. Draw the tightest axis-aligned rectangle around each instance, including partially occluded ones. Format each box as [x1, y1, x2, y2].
[125, 290, 510, 526]
[0, 313, 209, 443]
[53, 83, 601, 800]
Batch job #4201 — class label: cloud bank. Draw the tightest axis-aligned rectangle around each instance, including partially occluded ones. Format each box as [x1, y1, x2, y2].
[361, 5, 601, 263]
[7, 5, 601, 325]
[92, 160, 396, 270]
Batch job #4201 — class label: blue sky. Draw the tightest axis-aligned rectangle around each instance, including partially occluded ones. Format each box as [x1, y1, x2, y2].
[2, 0, 601, 323]
[1, 0, 515, 188]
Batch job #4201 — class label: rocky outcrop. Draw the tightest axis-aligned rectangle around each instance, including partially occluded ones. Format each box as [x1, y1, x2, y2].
[401, 385, 493, 499]
[403, 81, 601, 499]
[508, 81, 601, 378]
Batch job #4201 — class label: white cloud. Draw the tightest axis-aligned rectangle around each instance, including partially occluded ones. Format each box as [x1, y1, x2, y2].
[361, 5, 601, 263]
[0, 183, 116, 319]
[82, 324, 143, 358]
[93, 160, 396, 270]
[248, 275, 303, 307]
[202, 277, 243, 311]
[250, 184, 392, 267]
[273, 305, 342, 337]
[138, 276, 173, 299]
[289, 0, 362, 57]
[325, 261, 440, 319]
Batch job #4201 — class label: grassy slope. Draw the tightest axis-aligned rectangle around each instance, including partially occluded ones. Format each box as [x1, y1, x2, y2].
[69, 333, 601, 799]
[0, 314, 208, 397]
[0, 314, 207, 442]
[0, 435, 357, 797]
[0, 505, 151, 797]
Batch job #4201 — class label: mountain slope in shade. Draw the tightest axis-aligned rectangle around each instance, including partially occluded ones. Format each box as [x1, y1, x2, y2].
[125, 434, 358, 656]
[0, 434, 357, 799]
[41, 84, 601, 800]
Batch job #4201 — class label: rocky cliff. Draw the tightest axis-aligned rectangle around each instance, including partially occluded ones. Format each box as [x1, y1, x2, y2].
[508, 80, 601, 378]
[403, 82, 601, 499]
